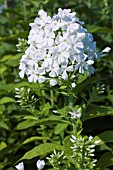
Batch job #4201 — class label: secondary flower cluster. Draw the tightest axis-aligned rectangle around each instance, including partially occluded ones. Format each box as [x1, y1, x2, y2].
[19, 8, 99, 86]
[70, 135, 100, 169]
[46, 150, 66, 169]
[15, 87, 37, 108]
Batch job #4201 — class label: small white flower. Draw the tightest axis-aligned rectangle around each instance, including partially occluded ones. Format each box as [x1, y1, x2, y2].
[102, 47, 111, 53]
[15, 162, 24, 170]
[69, 108, 81, 119]
[71, 82, 76, 88]
[36, 160, 45, 170]
[89, 136, 93, 141]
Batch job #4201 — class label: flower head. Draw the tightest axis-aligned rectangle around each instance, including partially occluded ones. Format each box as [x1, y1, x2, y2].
[19, 8, 100, 86]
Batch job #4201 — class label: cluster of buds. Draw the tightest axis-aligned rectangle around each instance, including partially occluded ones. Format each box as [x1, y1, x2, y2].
[70, 135, 100, 169]
[15, 87, 37, 108]
[16, 38, 28, 52]
[46, 150, 66, 170]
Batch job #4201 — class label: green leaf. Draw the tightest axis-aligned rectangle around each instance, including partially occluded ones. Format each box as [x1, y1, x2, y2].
[97, 152, 113, 169]
[77, 71, 88, 84]
[35, 116, 70, 126]
[96, 131, 113, 143]
[74, 76, 101, 95]
[98, 144, 112, 152]
[19, 143, 64, 160]
[5, 54, 22, 67]
[0, 81, 38, 93]
[107, 94, 113, 104]
[23, 116, 38, 120]
[16, 120, 36, 130]
[0, 97, 16, 104]
[63, 136, 73, 158]
[59, 86, 67, 90]
[0, 65, 7, 74]
[0, 105, 5, 114]
[54, 123, 68, 134]
[0, 121, 9, 130]
[0, 142, 7, 151]
[40, 102, 52, 113]
[0, 32, 28, 41]
[17, 117, 70, 130]
[22, 136, 50, 145]
[82, 104, 113, 121]
[57, 106, 71, 116]
[87, 25, 113, 34]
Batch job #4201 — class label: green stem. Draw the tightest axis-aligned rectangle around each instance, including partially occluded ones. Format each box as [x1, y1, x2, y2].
[4, 0, 9, 18]
[72, 122, 77, 135]
[80, 140, 85, 169]
[69, 94, 74, 110]
[1, 74, 6, 84]
[37, 83, 45, 105]
[4, 0, 8, 9]
[23, 1, 27, 22]
[50, 90, 54, 107]
[111, 0, 113, 29]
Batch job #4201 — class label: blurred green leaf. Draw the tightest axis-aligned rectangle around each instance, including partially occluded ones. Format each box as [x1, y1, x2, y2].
[87, 25, 113, 34]
[19, 143, 64, 160]
[0, 97, 16, 104]
[96, 131, 113, 143]
[63, 136, 73, 158]
[22, 136, 50, 145]
[97, 152, 113, 169]
[17, 116, 70, 130]
[0, 142, 7, 151]
[54, 123, 68, 134]
[0, 121, 9, 130]
[16, 120, 36, 130]
[82, 104, 113, 121]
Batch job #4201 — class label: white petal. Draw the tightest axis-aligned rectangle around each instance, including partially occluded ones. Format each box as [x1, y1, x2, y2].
[62, 71, 68, 80]
[28, 75, 38, 83]
[49, 70, 56, 77]
[48, 38, 54, 46]
[66, 65, 73, 72]
[50, 79, 57, 86]
[102, 47, 111, 53]
[87, 60, 94, 65]
[19, 70, 25, 79]
[38, 76, 46, 83]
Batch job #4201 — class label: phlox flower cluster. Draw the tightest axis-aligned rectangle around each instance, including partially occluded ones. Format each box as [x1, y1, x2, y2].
[19, 8, 99, 86]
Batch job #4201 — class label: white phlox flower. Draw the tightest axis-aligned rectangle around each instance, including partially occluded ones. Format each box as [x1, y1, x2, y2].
[36, 160, 45, 170]
[15, 162, 24, 170]
[19, 8, 100, 86]
[69, 108, 81, 119]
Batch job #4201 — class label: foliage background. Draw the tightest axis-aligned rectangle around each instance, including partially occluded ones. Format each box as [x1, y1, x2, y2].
[0, 0, 113, 169]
